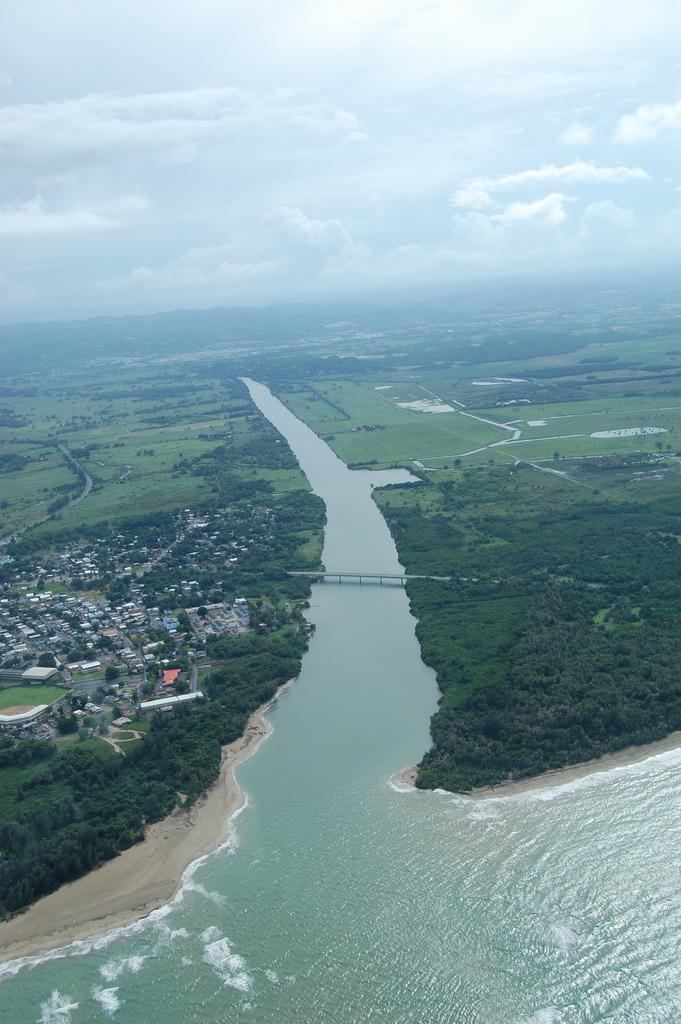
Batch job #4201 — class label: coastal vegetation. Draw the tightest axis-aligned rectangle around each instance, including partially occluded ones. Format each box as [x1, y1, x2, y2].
[3, 282, 681, 912]
[0, 626, 308, 917]
[0, 370, 323, 918]
[376, 459, 681, 790]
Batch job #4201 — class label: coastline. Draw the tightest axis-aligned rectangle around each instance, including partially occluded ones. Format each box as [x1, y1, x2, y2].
[400, 730, 681, 799]
[0, 684, 291, 967]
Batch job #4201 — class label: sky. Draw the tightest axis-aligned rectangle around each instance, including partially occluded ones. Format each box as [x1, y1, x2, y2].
[0, 0, 680, 322]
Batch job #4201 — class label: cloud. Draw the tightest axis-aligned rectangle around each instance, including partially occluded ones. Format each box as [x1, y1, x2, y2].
[614, 99, 681, 143]
[477, 160, 648, 191]
[0, 194, 148, 236]
[451, 160, 649, 210]
[579, 200, 635, 235]
[98, 207, 365, 296]
[490, 193, 570, 226]
[0, 88, 363, 175]
[261, 205, 363, 269]
[450, 188, 492, 210]
[559, 120, 593, 145]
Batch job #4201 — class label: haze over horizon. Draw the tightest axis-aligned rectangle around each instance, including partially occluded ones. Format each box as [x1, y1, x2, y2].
[1, 1, 680, 322]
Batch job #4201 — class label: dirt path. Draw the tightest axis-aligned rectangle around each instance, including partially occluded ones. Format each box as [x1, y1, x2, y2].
[100, 727, 143, 756]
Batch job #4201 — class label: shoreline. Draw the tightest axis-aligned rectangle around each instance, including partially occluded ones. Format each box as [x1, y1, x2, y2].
[0, 684, 292, 967]
[400, 730, 681, 799]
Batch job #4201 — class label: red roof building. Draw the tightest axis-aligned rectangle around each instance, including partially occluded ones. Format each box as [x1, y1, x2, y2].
[162, 668, 181, 687]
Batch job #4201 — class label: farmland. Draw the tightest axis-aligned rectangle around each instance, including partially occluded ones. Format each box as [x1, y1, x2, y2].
[0, 366, 309, 541]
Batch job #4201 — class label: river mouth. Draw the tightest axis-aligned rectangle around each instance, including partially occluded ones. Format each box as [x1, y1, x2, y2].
[3, 381, 681, 1024]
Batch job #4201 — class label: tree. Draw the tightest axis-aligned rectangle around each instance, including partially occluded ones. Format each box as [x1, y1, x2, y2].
[57, 715, 78, 735]
[37, 652, 57, 667]
[105, 665, 120, 682]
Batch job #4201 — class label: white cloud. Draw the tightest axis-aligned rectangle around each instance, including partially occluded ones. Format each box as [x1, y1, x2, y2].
[614, 99, 681, 142]
[580, 200, 635, 235]
[490, 193, 570, 226]
[451, 188, 492, 210]
[2, 2, 681, 318]
[98, 207, 364, 296]
[0, 194, 148, 236]
[0, 88, 362, 175]
[560, 120, 593, 145]
[477, 160, 649, 191]
[262, 205, 363, 269]
[451, 161, 649, 211]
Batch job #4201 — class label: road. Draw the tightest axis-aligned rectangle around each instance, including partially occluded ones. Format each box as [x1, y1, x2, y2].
[0, 443, 93, 545]
[57, 444, 93, 505]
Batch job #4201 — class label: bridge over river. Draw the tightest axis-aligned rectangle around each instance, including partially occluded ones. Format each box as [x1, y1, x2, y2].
[287, 570, 451, 585]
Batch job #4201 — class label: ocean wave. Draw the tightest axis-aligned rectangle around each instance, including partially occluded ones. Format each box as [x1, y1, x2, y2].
[202, 933, 253, 992]
[387, 771, 415, 794]
[517, 1008, 562, 1024]
[92, 986, 121, 1016]
[37, 990, 78, 1024]
[99, 955, 146, 983]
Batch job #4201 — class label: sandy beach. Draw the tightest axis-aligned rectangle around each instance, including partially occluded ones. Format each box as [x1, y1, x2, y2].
[401, 730, 681, 799]
[0, 692, 284, 966]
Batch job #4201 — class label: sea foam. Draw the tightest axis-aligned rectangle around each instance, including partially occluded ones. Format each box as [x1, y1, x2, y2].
[202, 932, 253, 992]
[92, 986, 121, 1016]
[99, 955, 146, 983]
[38, 990, 79, 1024]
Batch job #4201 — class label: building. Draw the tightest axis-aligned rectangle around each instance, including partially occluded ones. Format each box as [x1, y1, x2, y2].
[139, 691, 204, 713]
[21, 666, 60, 684]
[0, 704, 51, 729]
[162, 668, 181, 687]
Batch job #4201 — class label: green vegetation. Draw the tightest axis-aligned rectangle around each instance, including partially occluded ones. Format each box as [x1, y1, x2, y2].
[0, 364, 324, 918]
[275, 380, 499, 468]
[0, 685, 65, 710]
[3, 280, 681, 904]
[0, 627, 308, 917]
[377, 457, 681, 790]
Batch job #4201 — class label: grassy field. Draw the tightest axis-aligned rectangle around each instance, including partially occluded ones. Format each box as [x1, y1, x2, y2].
[260, 321, 681, 472]
[275, 380, 502, 467]
[0, 365, 312, 540]
[0, 684, 66, 708]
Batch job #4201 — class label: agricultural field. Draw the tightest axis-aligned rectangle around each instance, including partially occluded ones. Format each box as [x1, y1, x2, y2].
[271, 324, 681, 473]
[0, 365, 309, 542]
[274, 379, 501, 468]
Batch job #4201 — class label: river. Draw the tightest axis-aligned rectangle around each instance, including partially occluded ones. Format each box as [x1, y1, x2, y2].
[2, 380, 681, 1023]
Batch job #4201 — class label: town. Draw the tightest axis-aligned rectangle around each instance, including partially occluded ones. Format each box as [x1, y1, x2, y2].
[0, 501, 304, 744]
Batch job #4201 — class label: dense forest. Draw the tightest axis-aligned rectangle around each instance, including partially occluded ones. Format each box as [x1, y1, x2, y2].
[376, 460, 681, 791]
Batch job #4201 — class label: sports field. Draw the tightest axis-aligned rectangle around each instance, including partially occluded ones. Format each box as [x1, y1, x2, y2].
[0, 685, 65, 710]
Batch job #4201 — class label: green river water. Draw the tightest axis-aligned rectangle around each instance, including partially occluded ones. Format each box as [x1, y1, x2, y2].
[1, 379, 681, 1023]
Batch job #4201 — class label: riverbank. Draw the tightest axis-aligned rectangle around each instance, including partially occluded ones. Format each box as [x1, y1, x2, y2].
[400, 730, 681, 799]
[0, 688, 289, 966]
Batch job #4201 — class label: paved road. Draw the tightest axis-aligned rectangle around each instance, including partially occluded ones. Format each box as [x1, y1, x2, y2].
[0, 442, 93, 545]
[57, 444, 93, 505]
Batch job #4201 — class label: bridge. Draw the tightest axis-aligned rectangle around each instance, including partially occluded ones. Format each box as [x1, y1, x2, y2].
[287, 571, 451, 586]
